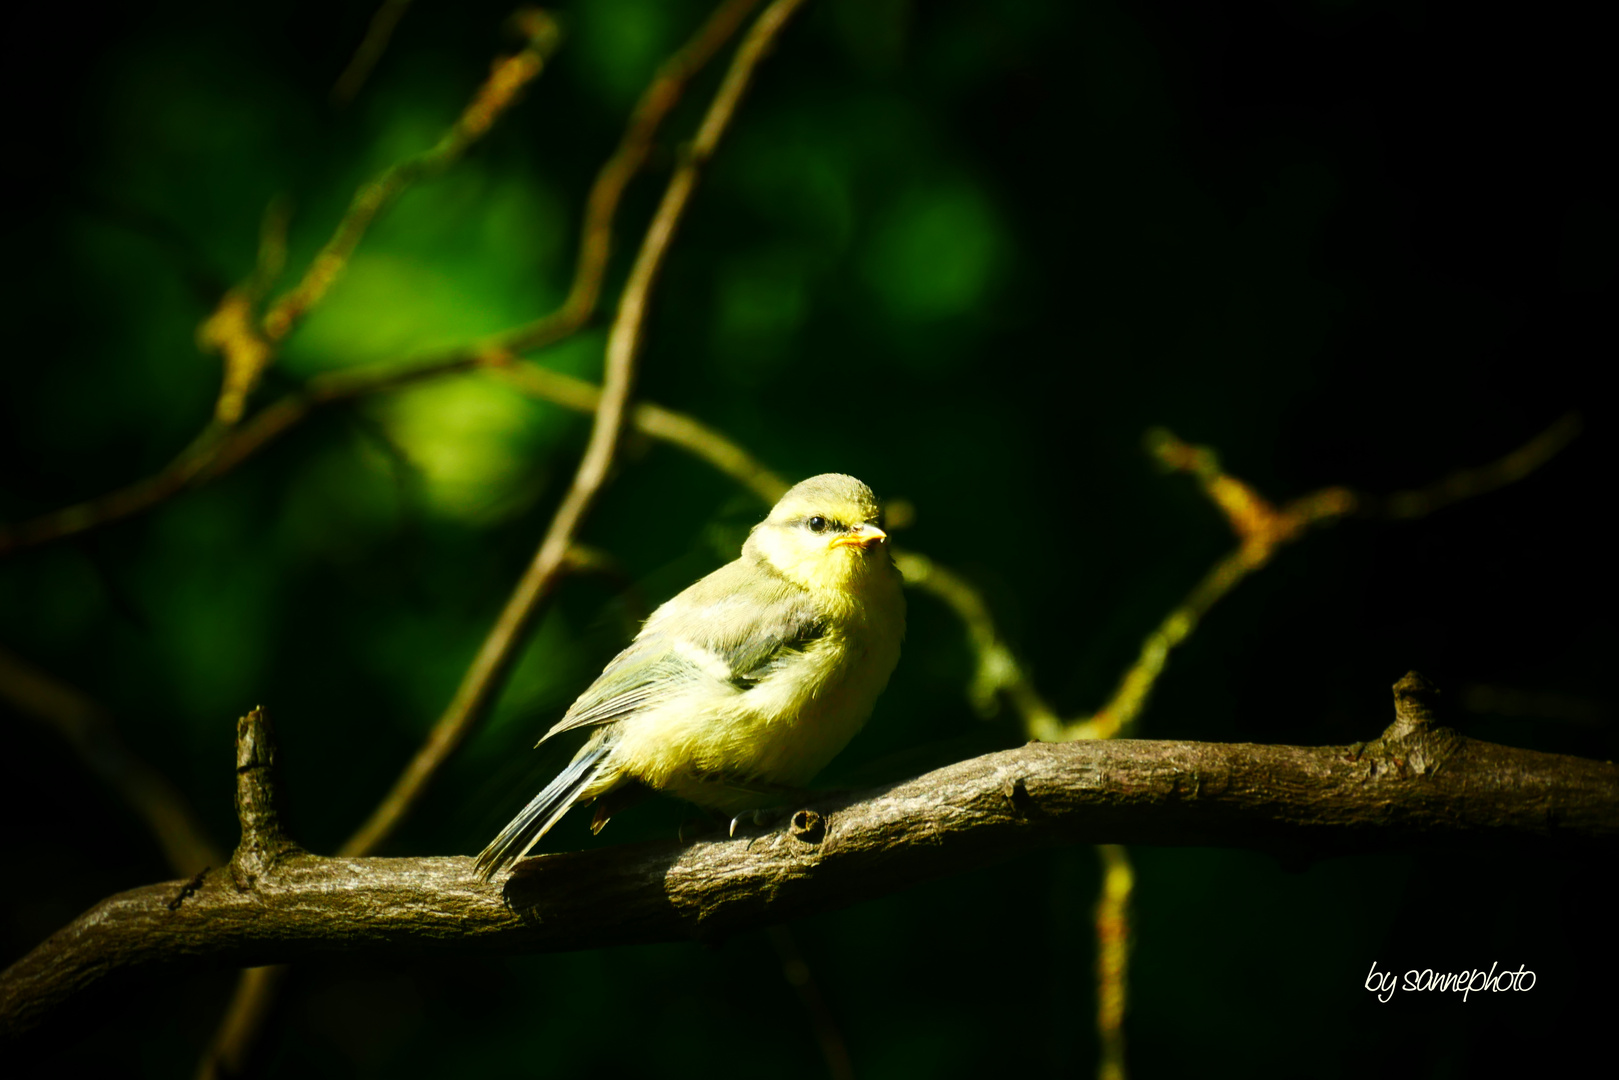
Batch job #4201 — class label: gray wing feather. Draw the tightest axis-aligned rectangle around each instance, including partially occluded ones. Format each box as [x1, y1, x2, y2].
[538, 647, 692, 742]
[539, 555, 824, 742]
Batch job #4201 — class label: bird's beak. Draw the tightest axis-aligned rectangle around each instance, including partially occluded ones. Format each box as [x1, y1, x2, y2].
[830, 523, 888, 551]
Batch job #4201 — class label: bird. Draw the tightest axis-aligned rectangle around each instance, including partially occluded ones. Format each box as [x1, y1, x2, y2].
[475, 473, 905, 880]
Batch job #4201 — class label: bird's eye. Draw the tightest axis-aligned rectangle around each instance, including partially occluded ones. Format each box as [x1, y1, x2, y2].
[807, 516, 828, 533]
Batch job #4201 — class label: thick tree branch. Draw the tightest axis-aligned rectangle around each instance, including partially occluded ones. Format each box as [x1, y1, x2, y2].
[5, 674, 1613, 1042]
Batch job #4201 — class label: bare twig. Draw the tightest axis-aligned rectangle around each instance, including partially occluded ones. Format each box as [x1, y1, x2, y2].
[1359, 412, 1582, 519]
[330, 0, 414, 107]
[767, 926, 856, 1080]
[0, 13, 558, 558]
[6, 673, 1615, 1041]
[1093, 844, 1131, 1080]
[197, 965, 288, 1080]
[194, 706, 302, 1080]
[891, 551, 1063, 730]
[197, 300, 273, 428]
[0, 645, 221, 876]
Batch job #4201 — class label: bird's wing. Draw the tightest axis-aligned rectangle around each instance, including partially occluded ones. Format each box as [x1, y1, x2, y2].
[539, 557, 823, 743]
[536, 642, 692, 742]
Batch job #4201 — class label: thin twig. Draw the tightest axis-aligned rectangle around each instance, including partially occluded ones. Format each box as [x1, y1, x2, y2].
[196, 965, 288, 1080]
[891, 551, 1062, 730]
[1361, 412, 1582, 519]
[0, 645, 221, 876]
[194, 196, 295, 425]
[1093, 844, 1131, 1080]
[330, 0, 414, 107]
[498, 0, 765, 353]
[488, 357, 791, 501]
[767, 926, 856, 1080]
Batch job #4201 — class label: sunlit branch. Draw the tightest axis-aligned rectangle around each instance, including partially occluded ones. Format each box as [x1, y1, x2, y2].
[903, 416, 1578, 1078]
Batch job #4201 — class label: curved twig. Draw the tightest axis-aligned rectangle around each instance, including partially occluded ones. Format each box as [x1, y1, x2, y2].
[329, 0, 414, 107]
[497, 0, 765, 354]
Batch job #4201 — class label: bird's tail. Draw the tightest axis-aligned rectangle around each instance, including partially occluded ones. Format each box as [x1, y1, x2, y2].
[475, 741, 610, 880]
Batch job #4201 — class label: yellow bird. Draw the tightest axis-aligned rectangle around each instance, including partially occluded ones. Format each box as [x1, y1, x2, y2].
[476, 473, 905, 879]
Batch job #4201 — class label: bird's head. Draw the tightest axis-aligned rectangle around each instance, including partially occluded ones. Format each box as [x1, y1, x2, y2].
[745, 473, 895, 594]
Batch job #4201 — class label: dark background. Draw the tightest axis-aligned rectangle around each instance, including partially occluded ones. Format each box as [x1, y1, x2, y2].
[2, 0, 1612, 1075]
